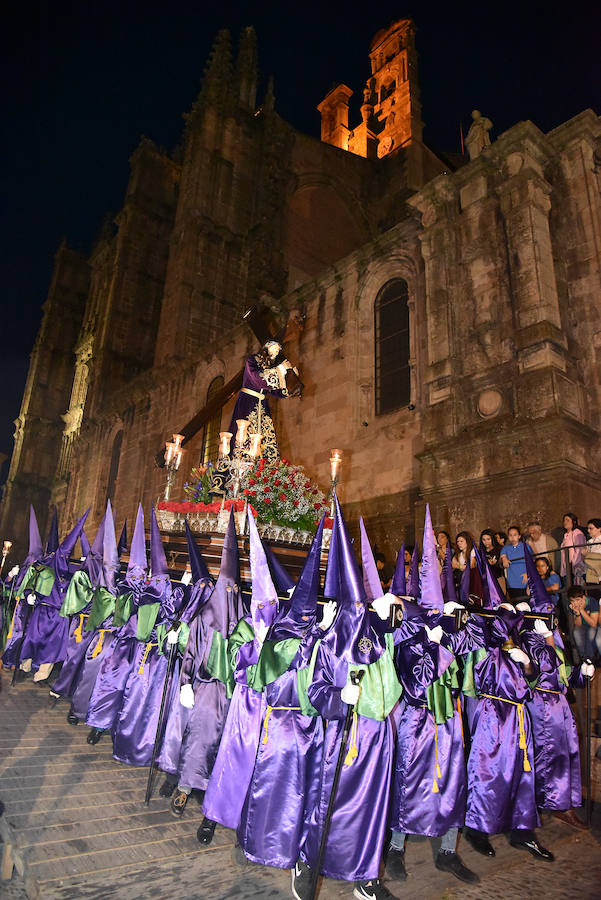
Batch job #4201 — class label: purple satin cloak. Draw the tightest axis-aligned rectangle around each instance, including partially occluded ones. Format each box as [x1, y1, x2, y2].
[156, 658, 190, 775]
[390, 632, 465, 837]
[521, 632, 581, 811]
[202, 683, 266, 828]
[85, 619, 139, 731]
[465, 649, 540, 834]
[51, 614, 96, 698]
[237, 668, 324, 869]
[112, 643, 171, 767]
[2, 599, 29, 666]
[19, 600, 70, 667]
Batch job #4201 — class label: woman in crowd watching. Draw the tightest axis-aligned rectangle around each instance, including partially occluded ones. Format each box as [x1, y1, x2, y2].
[559, 513, 587, 585]
[499, 525, 531, 602]
[494, 530, 508, 548]
[567, 584, 600, 662]
[451, 531, 476, 588]
[534, 557, 562, 604]
[582, 518, 601, 604]
[436, 530, 451, 572]
[480, 530, 504, 576]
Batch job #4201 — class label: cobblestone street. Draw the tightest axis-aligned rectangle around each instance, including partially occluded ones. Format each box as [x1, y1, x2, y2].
[2, 671, 600, 900]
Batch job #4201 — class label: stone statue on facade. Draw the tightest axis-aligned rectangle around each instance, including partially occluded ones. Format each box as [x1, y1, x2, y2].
[465, 109, 493, 160]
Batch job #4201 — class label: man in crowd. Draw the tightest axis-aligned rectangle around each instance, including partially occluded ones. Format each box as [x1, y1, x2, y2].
[525, 522, 559, 570]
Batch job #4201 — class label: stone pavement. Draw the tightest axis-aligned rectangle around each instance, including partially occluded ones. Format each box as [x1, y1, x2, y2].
[1, 669, 600, 900]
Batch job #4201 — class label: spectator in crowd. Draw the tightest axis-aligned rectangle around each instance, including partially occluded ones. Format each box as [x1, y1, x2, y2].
[403, 546, 414, 584]
[567, 584, 600, 662]
[525, 522, 559, 570]
[582, 518, 601, 603]
[451, 531, 476, 589]
[480, 529, 504, 578]
[494, 530, 508, 547]
[374, 551, 392, 591]
[559, 513, 587, 585]
[499, 525, 532, 602]
[436, 530, 451, 572]
[534, 557, 561, 605]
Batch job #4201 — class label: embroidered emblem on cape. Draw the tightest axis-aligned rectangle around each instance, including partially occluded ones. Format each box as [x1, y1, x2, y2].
[358, 636, 373, 653]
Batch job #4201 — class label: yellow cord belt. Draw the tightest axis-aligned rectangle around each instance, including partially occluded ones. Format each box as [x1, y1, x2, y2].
[73, 613, 89, 643]
[344, 711, 359, 767]
[91, 629, 112, 658]
[261, 705, 301, 745]
[138, 641, 158, 674]
[6, 597, 21, 640]
[535, 687, 560, 695]
[480, 694, 532, 772]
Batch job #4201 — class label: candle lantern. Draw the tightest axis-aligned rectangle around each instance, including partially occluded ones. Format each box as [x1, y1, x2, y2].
[219, 432, 233, 457]
[328, 448, 343, 517]
[248, 433, 262, 459]
[235, 419, 250, 448]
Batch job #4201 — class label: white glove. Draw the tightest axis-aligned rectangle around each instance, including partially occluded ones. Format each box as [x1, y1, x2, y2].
[498, 602, 517, 614]
[372, 592, 395, 621]
[287, 586, 296, 597]
[508, 647, 530, 666]
[341, 681, 361, 706]
[581, 662, 595, 678]
[8, 566, 19, 578]
[167, 625, 181, 645]
[533, 619, 552, 638]
[320, 600, 337, 631]
[255, 620, 269, 644]
[180, 683, 195, 709]
[425, 624, 443, 644]
[443, 601, 464, 614]
[515, 602, 531, 612]
[26, 592, 36, 606]
[181, 570, 192, 585]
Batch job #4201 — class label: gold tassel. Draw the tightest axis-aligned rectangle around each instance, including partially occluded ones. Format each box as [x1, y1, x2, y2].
[92, 629, 110, 659]
[262, 706, 274, 745]
[344, 711, 359, 767]
[6, 597, 20, 641]
[432, 778, 440, 793]
[137, 641, 155, 674]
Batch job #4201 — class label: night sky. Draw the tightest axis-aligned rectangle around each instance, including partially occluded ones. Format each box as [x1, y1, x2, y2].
[1, 0, 599, 479]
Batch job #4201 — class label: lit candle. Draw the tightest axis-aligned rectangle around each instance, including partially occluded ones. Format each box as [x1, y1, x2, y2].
[165, 441, 175, 464]
[219, 431, 233, 456]
[248, 433, 262, 458]
[2, 540, 12, 554]
[235, 419, 250, 447]
[172, 433, 185, 449]
[173, 447, 185, 470]
[329, 449, 343, 481]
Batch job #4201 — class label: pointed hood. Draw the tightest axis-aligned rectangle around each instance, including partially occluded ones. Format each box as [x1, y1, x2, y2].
[117, 520, 127, 558]
[482, 554, 506, 610]
[321, 493, 385, 665]
[459, 557, 471, 604]
[248, 509, 279, 636]
[418, 505, 444, 611]
[46, 506, 59, 554]
[406, 544, 420, 597]
[524, 543, 554, 613]
[269, 515, 324, 641]
[80, 529, 91, 559]
[185, 520, 211, 585]
[24, 505, 43, 566]
[360, 518, 383, 601]
[262, 540, 295, 594]
[102, 500, 120, 595]
[390, 544, 406, 596]
[53, 509, 90, 580]
[125, 504, 147, 588]
[150, 507, 168, 577]
[84, 514, 106, 586]
[440, 542, 457, 604]
[201, 509, 243, 637]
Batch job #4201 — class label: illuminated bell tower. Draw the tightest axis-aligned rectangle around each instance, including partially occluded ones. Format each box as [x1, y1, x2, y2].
[318, 19, 423, 160]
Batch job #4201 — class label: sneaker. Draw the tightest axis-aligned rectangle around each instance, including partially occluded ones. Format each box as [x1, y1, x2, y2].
[353, 879, 399, 900]
[435, 851, 480, 884]
[386, 847, 407, 880]
[170, 789, 188, 818]
[291, 860, 313, 900]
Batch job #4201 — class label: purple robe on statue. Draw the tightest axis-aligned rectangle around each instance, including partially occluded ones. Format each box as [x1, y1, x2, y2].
[228, 354, 289, 461]
[465, 640, 540, 834]
[522, 630, 582, 811]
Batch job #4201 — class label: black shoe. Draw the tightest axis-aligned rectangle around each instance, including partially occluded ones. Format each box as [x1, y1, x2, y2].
[353, 879, 399, 900]
[86, 727, 104, 745]
[291, 860, 312, 900]
[509, 837, 554, 861]
[463, 829, 495, 857]
[170, 790, 188, 818]
[196, 817, 216, 845]
[386, 847, 407, 880]
[47, 693, 59, 709]
[66, 710, 79, 725]
[232, 843, 252, 868]
[435, 851, 480, 884]
[159, 778, 176, 798]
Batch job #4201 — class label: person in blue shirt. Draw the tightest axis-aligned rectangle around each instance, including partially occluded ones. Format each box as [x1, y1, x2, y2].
[499, 525, 532, 602]
[534, 558, 561, 604]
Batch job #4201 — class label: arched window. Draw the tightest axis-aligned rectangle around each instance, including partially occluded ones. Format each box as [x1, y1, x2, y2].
[374, 279, 410, 415]
[106, 430, 123, 506]
[201, 375, 224, 464]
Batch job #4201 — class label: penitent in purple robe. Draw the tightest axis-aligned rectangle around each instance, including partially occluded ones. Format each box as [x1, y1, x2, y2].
[521, 630, 582, 811]
[465, 645, 540, 834]
[390, 629, 463, 837]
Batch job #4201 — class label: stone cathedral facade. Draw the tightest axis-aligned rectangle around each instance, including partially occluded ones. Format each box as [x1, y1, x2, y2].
[2, 19, 601, 557]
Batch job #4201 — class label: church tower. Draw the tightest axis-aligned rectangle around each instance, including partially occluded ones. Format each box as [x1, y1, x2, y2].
[318, 18, 423, 160]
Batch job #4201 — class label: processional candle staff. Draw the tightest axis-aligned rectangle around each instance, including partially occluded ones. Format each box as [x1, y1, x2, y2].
[1, 540, 12, 575]
[329, 449, 342, 518]
[163, 433, 186, 502]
